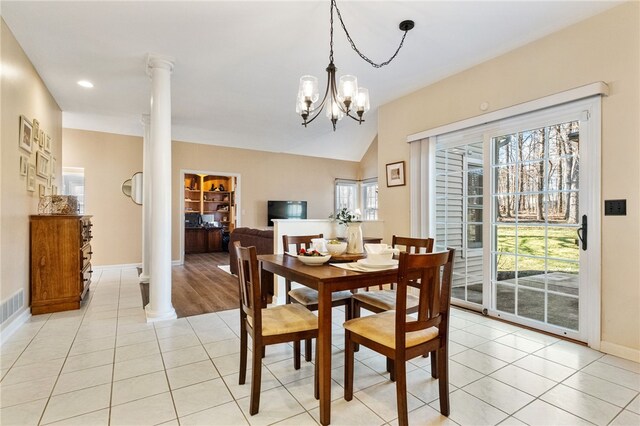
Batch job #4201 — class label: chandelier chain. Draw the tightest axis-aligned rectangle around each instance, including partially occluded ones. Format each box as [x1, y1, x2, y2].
[332, 0, 409, 69]
[329, 0, 334, 63]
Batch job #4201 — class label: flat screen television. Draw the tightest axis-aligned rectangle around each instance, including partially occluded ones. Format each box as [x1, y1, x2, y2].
[268, 200, 307, 226]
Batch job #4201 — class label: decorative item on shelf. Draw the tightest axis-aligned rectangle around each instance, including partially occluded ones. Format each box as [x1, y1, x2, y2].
[296, 0, 414, 131]
[210, 184, 215, 191]
[38, 195, 78, 215]
[218, 184, 225, 191]
[329, 207, 363, 253]
[386, 161, 406, 187]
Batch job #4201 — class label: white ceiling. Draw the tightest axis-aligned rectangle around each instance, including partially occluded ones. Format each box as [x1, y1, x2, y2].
[1, 1, 620, 161]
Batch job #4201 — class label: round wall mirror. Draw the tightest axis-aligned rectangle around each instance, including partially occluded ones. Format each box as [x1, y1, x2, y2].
[121, 179, 132, 197]
[131, 172, 143, 205]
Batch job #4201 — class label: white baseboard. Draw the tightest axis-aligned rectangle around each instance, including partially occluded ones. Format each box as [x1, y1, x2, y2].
[600, 340, 640, 363]
[0, 308, 31, 344]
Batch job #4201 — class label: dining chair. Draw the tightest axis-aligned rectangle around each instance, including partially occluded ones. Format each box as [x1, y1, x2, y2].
[343, 249, 455, 426]
[282, 234, 353, 365]
[234, 242, 319, 415]
[352, 235, 435, 318]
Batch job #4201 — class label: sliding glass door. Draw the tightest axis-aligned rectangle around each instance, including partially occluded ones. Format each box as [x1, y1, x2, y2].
[431, 98, 600, 342]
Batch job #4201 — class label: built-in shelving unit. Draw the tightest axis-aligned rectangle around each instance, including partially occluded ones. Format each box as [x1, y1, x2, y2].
[184, 173, 236, 231]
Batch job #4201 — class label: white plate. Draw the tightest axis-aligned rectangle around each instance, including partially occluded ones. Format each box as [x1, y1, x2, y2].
[297, 254, 331, 265]
[356, 258, 399, 269]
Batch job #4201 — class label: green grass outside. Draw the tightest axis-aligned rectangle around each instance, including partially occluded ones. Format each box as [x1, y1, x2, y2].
[496, 225, 579, 273]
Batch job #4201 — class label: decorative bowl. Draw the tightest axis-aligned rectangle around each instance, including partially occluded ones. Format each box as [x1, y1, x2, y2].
[326, 241, 347, 256]
[297, 254, 331, 265]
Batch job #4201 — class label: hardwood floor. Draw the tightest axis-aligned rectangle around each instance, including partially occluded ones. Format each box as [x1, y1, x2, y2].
[171, 252, 239, 318]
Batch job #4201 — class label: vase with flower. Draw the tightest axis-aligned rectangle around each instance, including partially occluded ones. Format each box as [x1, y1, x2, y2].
[329, 207, 363, 254]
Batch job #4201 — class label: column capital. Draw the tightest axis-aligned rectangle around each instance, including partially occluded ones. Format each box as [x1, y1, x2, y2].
[141, 114, 150, 126]
[146, 54, 175, 77]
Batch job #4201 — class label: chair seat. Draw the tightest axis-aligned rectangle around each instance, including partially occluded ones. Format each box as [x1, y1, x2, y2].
[289, 287, 352, 305]
[248, 304, 318, 336]
[352, 290, 419, 311]
[344, 311, 438, 349]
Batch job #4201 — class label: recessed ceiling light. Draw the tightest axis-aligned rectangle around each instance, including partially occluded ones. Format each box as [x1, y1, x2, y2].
[77, 80, 94, 88]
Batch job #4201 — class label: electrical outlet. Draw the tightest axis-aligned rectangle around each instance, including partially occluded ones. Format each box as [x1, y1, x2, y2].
[604, 199, 626, 216]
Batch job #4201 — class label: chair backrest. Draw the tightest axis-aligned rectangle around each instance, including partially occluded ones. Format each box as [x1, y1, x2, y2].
[394, 249, 455, 351]
[233, 241, 262, 331]
[282, 234, 323, 255]
[392, 235, 434, 254]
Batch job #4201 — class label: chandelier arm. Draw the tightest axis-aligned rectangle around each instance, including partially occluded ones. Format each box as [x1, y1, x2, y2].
[301, 63, 333, 126]
[332, 0, 411, 69]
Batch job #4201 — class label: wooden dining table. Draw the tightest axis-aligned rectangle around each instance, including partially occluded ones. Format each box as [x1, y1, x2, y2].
[257, 253, 399, 426]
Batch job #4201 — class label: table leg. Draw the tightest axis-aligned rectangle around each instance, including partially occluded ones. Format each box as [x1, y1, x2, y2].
[259, 261, 273, 308]
[318, 285, 332, 425]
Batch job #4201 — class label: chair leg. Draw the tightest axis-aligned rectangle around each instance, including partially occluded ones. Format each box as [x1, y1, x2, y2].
[239, 320, 247, 385]
[304, 338, 312, 362]
[314, 338, 320, 400]
[437, 346, 450, 416]
[388, 358, 396, 382]
[395, 359, 408, 426]
[430, 350, 438, 379]
[352, 300, 360, 352]
[344, 331, 354, 401]
[293, 340, 301, 370]
[250, 342, 263, 415]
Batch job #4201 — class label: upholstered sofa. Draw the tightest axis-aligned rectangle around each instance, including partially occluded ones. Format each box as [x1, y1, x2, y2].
[229, 227, 274, 275]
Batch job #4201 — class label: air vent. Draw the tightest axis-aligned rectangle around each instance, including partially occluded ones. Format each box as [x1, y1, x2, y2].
[1, 290, 24, 324]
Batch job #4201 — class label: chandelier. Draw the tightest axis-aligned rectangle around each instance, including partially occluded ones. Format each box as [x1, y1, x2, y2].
[296, 0, 414, 131]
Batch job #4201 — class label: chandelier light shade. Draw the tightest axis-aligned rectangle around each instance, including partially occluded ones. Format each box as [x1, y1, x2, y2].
[297, 0, 414, 131]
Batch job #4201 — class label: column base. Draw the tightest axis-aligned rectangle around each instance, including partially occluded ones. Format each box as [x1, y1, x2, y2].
[144, 304, 177, 323]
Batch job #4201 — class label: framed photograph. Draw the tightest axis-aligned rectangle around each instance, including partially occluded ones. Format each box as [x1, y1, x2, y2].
[32, 118, 40, 143]
[39, 184, 46, 198]
[44, 133, 52, 153]
[19, 115, 33, 153]
[39, 130, 45, 148]
[27, 164, 36, 192]
[52, 185, 58, 195]
[386, 161, 406, 187]
[47, 175, 52, 189]
[36, 151, 50, 178]
[20, 155, 29, 176]
[51, 157, 56, 179]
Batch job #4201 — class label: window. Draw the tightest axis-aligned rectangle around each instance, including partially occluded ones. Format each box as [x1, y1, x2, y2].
[62, 167, 85, 214]
[334, 178, 378, 220]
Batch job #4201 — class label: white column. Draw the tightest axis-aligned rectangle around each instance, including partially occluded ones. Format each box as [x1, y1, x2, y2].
[145, 55, 176, 322]
[140, 114, 151, 283]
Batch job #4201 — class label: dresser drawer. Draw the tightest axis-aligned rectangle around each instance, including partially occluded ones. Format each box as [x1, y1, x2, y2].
[81, 263, 92, 299]
[81, 244, 93, 270]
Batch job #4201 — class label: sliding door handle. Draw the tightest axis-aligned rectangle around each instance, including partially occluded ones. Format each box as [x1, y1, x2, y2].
[577, 214, 587, 251]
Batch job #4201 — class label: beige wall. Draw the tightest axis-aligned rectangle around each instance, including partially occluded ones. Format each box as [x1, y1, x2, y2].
[171, 141, 359, 260]
[1, 20, 63, 326]
[377, 2, 640, 356]
[358, 136, 378, 180]
[62, 129, 143, 266]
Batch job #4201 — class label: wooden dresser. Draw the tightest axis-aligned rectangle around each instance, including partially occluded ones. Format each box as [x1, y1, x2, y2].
[30, 215, 93, 314]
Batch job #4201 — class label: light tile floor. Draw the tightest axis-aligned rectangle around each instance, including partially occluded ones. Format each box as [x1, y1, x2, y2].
[1, 268, 639, 426]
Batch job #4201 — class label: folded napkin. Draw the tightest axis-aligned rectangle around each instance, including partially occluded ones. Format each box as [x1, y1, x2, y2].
[331, 262, 398, 272]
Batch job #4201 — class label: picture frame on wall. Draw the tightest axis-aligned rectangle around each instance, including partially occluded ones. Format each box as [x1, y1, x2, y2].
[44, 133, 52, 153]
[19, 115, 33, 153]
[27, 164, 36, 192]
[386, 161, 406, 187]
[52, 185, 58, 195]
[47, 175, 52, 189]
[39, 130, 45, 148]
[39, 184, 46, 198]
[32, 118, 40, 143]
[36, 151, 50, 178]
[20, 155, 29, 176]
[51, 157, 56, 179]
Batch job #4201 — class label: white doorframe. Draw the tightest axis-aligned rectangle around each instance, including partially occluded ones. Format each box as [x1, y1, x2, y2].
[179, 169, 242, 266]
